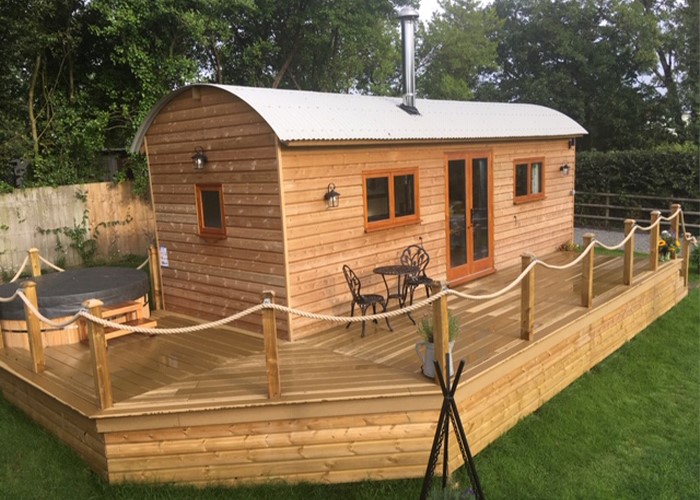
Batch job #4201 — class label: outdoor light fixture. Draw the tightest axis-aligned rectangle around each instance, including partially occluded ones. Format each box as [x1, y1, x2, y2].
[568, 138, 576, 149]
[559, 163, 571, 176]
[192, 147, 208, 170]
[324, 183, 340, 208]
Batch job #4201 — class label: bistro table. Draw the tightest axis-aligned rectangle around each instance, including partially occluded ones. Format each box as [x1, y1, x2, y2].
[373, 264, 419, 325]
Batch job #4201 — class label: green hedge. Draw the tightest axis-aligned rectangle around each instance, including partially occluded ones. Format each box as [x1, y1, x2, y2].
[575, 146, 699, 199]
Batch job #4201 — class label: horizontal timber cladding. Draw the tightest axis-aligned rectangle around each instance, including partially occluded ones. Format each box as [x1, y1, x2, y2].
[0, 369, 107, 478]
[145, 86, 291, 338]
[102, 408, 441, 485]
[280, 139, 575, 339]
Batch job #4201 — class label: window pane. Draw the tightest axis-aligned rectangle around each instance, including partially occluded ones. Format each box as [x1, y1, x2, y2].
[366, 177, 390, 222]
[472, 158, 489, 260]
[394, 174, 415, 218]
[201, 190, 223, 228]
[531, 162, 542, 194]
[515, 164, 529, 197]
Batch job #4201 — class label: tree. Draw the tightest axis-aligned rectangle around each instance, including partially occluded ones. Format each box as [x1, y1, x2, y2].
[481, 0, 666, 151]
[417, 0, 500, 100]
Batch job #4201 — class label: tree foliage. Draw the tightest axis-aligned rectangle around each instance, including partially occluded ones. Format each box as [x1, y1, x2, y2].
[0, 0, 695, 189]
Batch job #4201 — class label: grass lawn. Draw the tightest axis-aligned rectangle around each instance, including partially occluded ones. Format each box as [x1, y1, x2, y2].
[0, 288, 697, 499]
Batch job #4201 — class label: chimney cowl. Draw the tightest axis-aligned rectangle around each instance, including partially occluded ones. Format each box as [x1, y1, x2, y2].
[397, 6, 419, 115]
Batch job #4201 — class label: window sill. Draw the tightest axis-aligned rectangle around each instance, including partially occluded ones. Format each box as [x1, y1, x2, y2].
[513, 194, 545, 205]
[364, 217, 421, 233]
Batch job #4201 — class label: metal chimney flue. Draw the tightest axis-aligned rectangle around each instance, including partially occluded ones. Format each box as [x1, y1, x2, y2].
[397, 6, 419, 115]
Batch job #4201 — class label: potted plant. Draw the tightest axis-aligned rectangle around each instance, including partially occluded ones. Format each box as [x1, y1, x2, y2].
[415, 311, 460, 378]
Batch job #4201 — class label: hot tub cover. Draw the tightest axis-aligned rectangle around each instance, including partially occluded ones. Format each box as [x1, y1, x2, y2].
[0, 267, 149, 320]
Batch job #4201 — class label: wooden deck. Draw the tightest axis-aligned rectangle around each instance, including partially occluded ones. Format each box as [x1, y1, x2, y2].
[0, 252, 689, 485]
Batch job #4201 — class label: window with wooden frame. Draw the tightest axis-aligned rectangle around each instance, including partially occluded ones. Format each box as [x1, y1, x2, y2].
[513, 159, 545, 203]
[363, 168, 419, 231]
[195, 184, 226, 238]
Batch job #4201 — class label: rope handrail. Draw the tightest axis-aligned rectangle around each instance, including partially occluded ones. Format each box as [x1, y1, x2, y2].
[1, 206, 695, 338]
[9, 255, 29, 283]
[136, 257, 149, 270]
[38, 255, 65, 272]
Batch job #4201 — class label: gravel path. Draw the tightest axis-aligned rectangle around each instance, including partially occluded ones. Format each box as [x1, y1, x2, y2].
[574, 226, 651, 253]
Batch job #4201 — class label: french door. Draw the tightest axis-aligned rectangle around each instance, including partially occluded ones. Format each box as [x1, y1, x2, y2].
[446, 152, 494, 284]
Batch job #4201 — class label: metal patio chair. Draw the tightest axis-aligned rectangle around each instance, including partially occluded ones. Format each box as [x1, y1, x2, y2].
[342, 264, 388, 337]
[400, 244, 433, 306]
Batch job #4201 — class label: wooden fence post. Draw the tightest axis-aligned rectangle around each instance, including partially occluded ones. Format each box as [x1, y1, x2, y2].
[520, 253, 535, 341]
[430, 281, 450, 384]
[681, 234, 691, 288]
[623, 219, 635, 286]
[21, 281, 45, 373]
[148, 245, 163, 310]
[649, 211, 660, 272]
[261, 291, 281, 399]
[83, 299, 113, 409]
[670, 203, 681, 239]
[582, 233, 595, 308]
[28, 248, 41, 277]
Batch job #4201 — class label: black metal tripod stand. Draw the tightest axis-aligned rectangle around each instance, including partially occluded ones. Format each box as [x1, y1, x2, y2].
[419, 357, 485, 500]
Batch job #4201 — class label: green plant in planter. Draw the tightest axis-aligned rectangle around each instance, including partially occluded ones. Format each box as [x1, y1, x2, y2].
[417, 312, 460, 343]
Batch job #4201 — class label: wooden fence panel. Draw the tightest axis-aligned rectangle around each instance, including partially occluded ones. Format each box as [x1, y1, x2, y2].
[0, 182, 155, 278]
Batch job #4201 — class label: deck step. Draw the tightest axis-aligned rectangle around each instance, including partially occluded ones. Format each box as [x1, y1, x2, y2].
[104, 318, 157, 341]
[102, 300, 142, 321]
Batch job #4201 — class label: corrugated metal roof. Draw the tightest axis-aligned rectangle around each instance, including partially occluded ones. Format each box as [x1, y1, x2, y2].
[130, 84, 587, 152]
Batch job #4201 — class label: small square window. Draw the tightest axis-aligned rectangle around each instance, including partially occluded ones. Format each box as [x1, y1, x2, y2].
[514, 159, 545, 203]
[363, 169, 419, 230]
[195, 184, 226, 238]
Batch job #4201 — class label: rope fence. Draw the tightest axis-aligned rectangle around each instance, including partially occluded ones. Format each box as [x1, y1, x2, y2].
[0, 206, 696, 407]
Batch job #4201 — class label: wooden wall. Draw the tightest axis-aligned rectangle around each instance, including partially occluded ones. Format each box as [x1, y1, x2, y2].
[280, 140, 575, 339]
[144, 87, 290, 336]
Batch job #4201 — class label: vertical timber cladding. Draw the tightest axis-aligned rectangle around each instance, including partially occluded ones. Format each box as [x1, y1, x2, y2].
[281, 139, 575, 340]
[144, 87, 289, 337]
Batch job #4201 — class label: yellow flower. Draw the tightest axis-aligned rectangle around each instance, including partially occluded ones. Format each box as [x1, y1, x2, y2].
[659, 240, 667, 247]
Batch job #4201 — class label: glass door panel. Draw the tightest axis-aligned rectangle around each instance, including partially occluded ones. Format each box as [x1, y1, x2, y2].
[471, 157, 490, 261]
[448, 159, 467, 269]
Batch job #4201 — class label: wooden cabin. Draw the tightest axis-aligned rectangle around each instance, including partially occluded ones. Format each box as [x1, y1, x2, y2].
[131, 84, 587, 340]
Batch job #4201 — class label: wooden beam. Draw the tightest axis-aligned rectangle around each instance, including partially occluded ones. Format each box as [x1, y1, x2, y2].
[430, 281, 449, 384]
[649, 210, 660, 272]
[148, 245, 163, 310]
[28, 248, 41, 277]
[21, 281, 45, 373]
[83, 299, 113, 410]
[261, 290, 281, 399]
[670, 203, 681, 240]
[520, 253, 535, 341]
[623, 219, 635, 286]
[582, 233, 595, 308]
[681, 233, 691, 288]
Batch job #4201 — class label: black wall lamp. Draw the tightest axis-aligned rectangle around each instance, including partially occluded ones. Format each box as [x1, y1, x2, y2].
[559, 163, 571, 176]
[324, 183, 340, 208]
[568, 138, 576, 149]
[192, 147, 208, 170]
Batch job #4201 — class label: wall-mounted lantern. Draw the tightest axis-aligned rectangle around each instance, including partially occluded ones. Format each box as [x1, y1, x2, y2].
[568, 138, 576, 149]
[324, 183, 340, 208]
[559, 163, 571, 176]
[192, 147, 208, 170]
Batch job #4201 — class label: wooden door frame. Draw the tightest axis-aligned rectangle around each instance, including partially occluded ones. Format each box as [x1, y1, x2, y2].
[444, 150, 495, 286]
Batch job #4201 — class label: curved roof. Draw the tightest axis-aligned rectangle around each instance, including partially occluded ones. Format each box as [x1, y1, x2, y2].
[130, 84, 587, 152]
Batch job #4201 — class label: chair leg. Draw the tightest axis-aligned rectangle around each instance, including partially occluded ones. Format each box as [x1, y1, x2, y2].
[425, 284, 432, 298]
[360, 304, 369, 337]
[346, 301, 355, 329]
[372, 303, 378, 324]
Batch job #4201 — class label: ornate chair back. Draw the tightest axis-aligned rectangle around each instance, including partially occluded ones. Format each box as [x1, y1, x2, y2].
[400, 245, 430, 276]
[342, 265, 362, 301]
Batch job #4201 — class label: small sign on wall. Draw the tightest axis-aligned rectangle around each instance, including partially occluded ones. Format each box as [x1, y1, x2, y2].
[159, 246, 169, 268]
